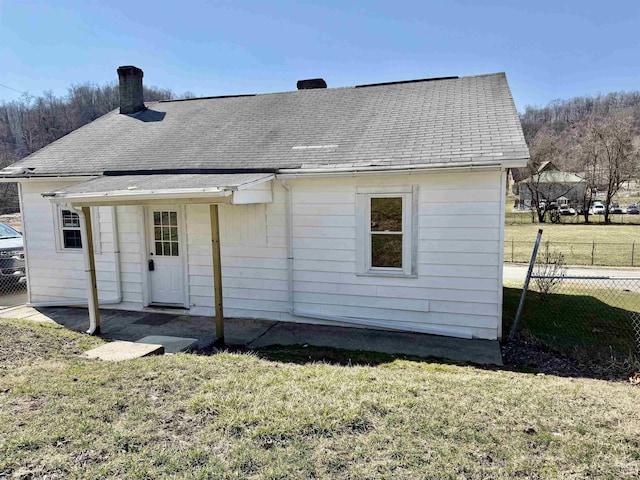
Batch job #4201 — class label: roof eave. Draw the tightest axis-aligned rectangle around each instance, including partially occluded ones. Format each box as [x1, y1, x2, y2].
[46, 188, 233, 205]
[277, 158, 529, 177]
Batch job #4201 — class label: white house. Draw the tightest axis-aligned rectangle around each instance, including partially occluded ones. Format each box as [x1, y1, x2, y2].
[0, 66, 529, 341]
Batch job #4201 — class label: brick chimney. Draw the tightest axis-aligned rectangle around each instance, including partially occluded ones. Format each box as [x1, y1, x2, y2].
[117, 66, 146, 114]
[297, 78, 327, 90]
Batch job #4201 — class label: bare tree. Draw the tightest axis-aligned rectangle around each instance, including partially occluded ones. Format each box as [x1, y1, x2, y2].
[0, 82, 177, 210]
[519, 128, 578, 222]
[520, 90, 640, 144]
[578, 115, 639, 223]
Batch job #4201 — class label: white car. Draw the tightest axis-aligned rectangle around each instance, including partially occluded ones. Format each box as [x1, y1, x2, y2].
[589, 202, 605, 215]
[558, 205, 576, 216]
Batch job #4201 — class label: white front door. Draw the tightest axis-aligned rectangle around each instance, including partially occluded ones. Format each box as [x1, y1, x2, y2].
[147, 207, 186, 306]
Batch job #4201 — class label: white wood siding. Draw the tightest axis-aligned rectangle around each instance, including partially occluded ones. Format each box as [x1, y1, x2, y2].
[21, 180, 118, 303]
[185, 187, 289, 317]
[20, 170, 504, 339]
[117, 205, 144, 306]
[285, 171, 502, 339]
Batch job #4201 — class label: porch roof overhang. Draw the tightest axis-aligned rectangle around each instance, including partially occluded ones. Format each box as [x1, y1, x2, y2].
[42, 173, 275, 206]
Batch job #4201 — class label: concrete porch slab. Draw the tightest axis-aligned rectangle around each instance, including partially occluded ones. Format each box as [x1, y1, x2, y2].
[136, 335, 198, 354]
[83, 341, 165, 361]
[1, 305, 504, 365]
[247, 322, 504, 366]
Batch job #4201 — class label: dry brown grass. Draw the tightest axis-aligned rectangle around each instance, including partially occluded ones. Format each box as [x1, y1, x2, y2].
[1, 319, 639, 479]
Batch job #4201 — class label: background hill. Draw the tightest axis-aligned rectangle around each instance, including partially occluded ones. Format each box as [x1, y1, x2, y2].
[520, 91, 640, 144]
[0, 83, 186, 210]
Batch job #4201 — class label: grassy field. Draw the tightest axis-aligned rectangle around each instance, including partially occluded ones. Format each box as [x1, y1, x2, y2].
[1, 319, 640, 479]
[504, 223, 640, 265]
[505, 223, 640, 243]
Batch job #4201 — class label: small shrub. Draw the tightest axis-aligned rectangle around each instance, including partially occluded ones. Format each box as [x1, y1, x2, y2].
[533, 249, 567, 296]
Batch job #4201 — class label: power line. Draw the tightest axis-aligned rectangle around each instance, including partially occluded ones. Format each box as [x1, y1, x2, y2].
[0, 82, 28, 95]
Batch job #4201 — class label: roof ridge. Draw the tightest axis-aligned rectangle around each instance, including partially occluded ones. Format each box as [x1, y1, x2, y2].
[160, 93, 256, 104]
[355, 76, 459, 89]
[460, 72, 506, 79]
[155, 72, 508, 103]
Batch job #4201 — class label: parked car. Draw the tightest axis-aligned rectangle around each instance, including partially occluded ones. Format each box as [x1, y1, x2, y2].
[608, 203, 623, 214]
[0, 222, 25, 284]
[627, 204, 640, 215]
[558, 205, 576, 216]
[589, 202, 605, 215]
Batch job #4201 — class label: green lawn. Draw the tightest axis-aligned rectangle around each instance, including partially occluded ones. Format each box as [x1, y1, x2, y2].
[502, 282, 640, 368]
[1, 319, 640, 479]
[504, 223, 640, 265]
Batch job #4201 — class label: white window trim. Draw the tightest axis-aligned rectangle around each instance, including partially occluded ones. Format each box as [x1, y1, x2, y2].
[53, 204, 102, 254]
[356, 185, 418, 277]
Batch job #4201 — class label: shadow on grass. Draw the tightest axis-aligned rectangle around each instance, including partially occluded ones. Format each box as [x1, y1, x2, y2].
[216, 343, 609, 381]
[502, 287, 639, 370]
[243, 286, 639, 380]
[249, 344, 460, 368]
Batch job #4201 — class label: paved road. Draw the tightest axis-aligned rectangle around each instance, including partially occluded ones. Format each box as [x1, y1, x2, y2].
[504, 264, 640, 282]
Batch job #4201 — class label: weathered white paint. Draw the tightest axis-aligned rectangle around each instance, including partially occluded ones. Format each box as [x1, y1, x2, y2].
[21, 181, 119, 304]
[19, 169, 506, 339]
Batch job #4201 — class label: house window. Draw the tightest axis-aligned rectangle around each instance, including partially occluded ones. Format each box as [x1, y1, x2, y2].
[356, 186, 417, 276]
[61, 209, 82, 249]
[53, 205, 101, 253]
[370, 197, 403, 268]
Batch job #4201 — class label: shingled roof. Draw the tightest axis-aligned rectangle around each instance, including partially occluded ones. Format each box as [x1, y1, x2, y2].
[6, 72, 528, 177]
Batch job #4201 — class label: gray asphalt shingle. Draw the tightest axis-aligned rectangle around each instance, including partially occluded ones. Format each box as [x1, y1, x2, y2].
[7, 73, 529, 176]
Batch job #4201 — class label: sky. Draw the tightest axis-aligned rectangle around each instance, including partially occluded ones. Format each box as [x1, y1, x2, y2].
[0, 0, 639, 112]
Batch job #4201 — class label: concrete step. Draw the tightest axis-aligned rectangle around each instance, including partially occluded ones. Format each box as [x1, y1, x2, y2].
[84, 341, 164, 361]
[136, 335, 199, 353]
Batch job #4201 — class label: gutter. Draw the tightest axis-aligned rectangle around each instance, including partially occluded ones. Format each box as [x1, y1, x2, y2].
[75, 205, 99, 334]
[277, 158, 528, 177]
[0, 158, 529, 184]
[278, 179, 294, 315]
[47, 188, 232, 204]
[0, 175, 98, 183]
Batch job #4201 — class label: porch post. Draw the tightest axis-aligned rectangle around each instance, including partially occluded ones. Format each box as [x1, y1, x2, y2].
[209, 204, 224, 345]
[80, 206, 101, 335]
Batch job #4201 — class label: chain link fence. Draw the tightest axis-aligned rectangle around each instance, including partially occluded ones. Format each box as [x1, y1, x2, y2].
[505, 239, 639, 267]
[508, 275, 640, 370]
[0, 257, 27, 307]
[0, 211, 27, 307]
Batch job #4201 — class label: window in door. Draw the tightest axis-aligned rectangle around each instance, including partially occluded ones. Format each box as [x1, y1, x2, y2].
[153, 211, 179, 256]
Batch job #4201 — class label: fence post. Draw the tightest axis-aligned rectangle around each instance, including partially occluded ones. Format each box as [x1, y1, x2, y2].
[632, 241, 635, 267]
[511, 238, 514, 263]
[591, 241, 595, 266]
[509, 229, 544, 341]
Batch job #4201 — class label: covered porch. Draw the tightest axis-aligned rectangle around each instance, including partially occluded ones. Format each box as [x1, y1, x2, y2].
[43, 172, 277, 345]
